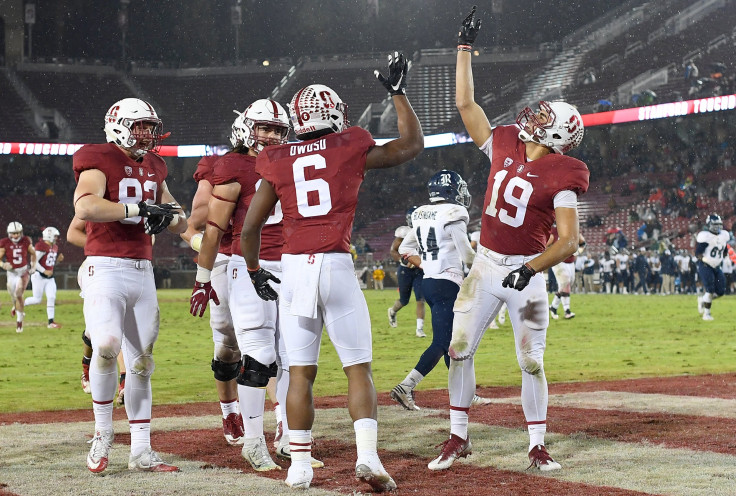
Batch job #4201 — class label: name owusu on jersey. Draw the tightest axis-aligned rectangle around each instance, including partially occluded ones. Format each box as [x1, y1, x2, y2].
[289, 139, 327, 156]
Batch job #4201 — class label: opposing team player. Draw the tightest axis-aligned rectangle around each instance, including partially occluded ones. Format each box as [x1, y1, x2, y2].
[548, 229, 586, 319]
[181, 140, 245, 447]
[387, 206, 427, 337]
[24, 226, 64, 328]
[73, 97, 185, 474]
[0, 222, 36, 333]
[390, 170, 475, 411]
[241, 52, 423, 491]
[695, 213, 730, 321]
[429, 7, 589, 473]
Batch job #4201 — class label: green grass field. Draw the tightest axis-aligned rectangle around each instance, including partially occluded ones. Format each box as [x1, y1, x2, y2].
[1, 289, 735, 413]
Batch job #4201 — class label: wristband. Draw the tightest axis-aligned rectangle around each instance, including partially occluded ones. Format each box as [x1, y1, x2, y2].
[523, 263, 537, 276]
[190, 233, 203, 253]
[457, 44, 472, 52]
[125, 203, 140, 218]
[195, 266, 212, 283]
[247, 265, 261, 274]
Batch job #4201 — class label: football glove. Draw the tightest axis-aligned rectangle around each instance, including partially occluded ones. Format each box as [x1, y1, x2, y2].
[501, 263, 536, 291]
[374, 51, 409, 96]
[248, 267, 281, 301]
[138, 201, 180, 235]
[190, 281, 220, 317]
[458, 6, 482, 48]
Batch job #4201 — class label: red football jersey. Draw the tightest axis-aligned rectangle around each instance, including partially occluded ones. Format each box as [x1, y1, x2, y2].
[0, 236, 32, 269]
[35, 240, 60, 271]
[194, 154, 233, 256]
[73, 143, 168, 260]
[256, 126, 375, 255]
[211, 153, 283, 260]
[479, 125, 589, 256]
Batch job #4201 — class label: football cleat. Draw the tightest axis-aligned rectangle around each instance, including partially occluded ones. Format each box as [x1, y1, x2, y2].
[87, 429, 114, 474]
[527, 444, 561, 471]
[355, 460, 397, 492]
[703, 313, 714, 321]
[471, 394, 491, 406]
[390, 384, 420, 411]
[242, 436, 281, 472]
[387, 308, 397, 328]
[47, 322, 62, 329]
[549, 306, 559, 320]
[285, 463, 313, 489]
[564, 310, 575, 319]
[128, 447, 180, 472]
[223, 412, 245, 446]
[428, 434, 472, 471]
[16, 323, 23, 333]
[415, 328, 426, 338]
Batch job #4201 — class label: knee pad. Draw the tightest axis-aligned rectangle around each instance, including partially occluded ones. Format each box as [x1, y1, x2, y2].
[82, 330, 92, 347]
[236, 355, 277, 388]
[558, 292, 570, 297]
[211, 358, 240, 382]
[130, 354, 155, 378]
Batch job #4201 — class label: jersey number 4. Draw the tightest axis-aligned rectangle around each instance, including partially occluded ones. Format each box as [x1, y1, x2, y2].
[416, 226, 439, 261]
[485, 170, 532, 227]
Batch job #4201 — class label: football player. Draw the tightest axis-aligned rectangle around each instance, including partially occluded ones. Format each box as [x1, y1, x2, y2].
[0, 222, 36, 333]
[388, 206, 427, 337]
[390, 170, 475, 411]
[189, 99, 323, 472]
[429, 7, 589, 474]
[470, 230, 507, 329]
[24, 226, 64, 328]
[73, 98, 185, 474]
[695, 214, 730, 320]
[240, 52, 423, 491]
[549, 229, 586, 319]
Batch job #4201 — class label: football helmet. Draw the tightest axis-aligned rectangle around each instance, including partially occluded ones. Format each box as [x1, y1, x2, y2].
[42, 226, 60, 244]
[406, 206, 418, 228]
[427, 170, 471, 208]
[288, 84, 349, 138]
[104, 98, 169, 157]
[516, 100, 584, 155]
[7, 222, 23, 242]
[230, 99, 290, 152]
[706, 213, 723, 234]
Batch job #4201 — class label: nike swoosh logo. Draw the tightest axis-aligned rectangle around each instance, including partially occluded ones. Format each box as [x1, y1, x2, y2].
[391, 77, 403, 92]
[526, 173, 539, 177]
[248, 415, 262, 419]
[147, 173, 155, 177]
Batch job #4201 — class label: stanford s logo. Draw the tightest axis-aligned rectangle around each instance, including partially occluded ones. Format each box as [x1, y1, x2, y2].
[232, 268, 238, 279]
[566, 114, 580, 133]
[308, 254, 316, 264]
[319, 91, 336, 108]
[517, 164, 525, 173]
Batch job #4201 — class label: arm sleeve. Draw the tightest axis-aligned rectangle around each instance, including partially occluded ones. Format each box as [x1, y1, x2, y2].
[553, 190, 578, 209]
[398, 229, 419, 258]
[447, 221, 476, 265]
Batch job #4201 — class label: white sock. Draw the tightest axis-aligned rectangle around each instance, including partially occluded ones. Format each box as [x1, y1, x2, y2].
[528, 423, 546, 451]
[290, 429, 312, 465]
[93, 402, 114, 433]
[239, 386, 266, 439]
[561, 296, 570, 311]
[416, 318, 424, 330]
[16, 311, 24, 323]
[130, 422, 151, 457]
[401, 369, 424, 390]
[220, 398, 239, 418]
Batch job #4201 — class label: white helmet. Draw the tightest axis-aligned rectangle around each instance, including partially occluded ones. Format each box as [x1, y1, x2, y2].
[288, 84, 349, 138]
[516, 100, 584, 155]
[42, 226, 60, 244]
[230, 99, 290, 152]
[7, 222, 23, 242]
[104, 98, 169, 157]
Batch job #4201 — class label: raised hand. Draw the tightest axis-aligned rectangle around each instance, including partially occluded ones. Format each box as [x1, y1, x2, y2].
[248, 267, 281, 301]
[458, 5, 482, 48]
[374, 51, 409, 96]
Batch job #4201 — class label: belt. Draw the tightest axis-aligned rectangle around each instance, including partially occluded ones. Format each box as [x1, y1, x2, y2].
[477, 244, 540, 266]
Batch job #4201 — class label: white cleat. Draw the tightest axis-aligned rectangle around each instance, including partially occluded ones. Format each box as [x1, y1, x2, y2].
[387, 308, 397, 328]
[285, 463, 313, 489]
[470, 394, 491, 406]
[528, 444, 562, 472]
[242, 436, 281, 472]
[355, 459, 397, 492]
[703, 314, 714, 321]
[87, 429, 114, 474]
[390, 384, 420, 411]
[415, 328, 426, 338]
[128, 447, 179, 472]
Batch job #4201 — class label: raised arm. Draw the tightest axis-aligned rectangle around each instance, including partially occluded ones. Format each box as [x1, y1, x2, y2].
[366, 52, 424, 170]
[455, 6, 492, 147]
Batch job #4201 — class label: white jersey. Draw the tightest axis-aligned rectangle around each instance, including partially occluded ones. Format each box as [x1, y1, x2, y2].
[394, 225, 411, 239]
[399, 203, 474, 286]
[575, 254, 587, 271]
[675, 254, 691, 272]
[648, 256, 661, 273]
[696, 230, 731, 268]
[599, 258, 615, 274]
[614, 253, 629, 271]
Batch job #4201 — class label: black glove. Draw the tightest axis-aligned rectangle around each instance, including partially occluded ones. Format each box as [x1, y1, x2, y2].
[374, 51, 409, 96]
[248, 267, 281, 301]
[502, 263, 536, 291]
[138, 201, 179, 235]
[458, 6, 482, 48]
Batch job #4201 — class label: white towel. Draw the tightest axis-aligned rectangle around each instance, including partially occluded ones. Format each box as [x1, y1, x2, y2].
[289, 253, 324, 318]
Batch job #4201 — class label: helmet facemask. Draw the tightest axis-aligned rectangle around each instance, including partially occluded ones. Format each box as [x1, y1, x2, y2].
[7, 221, 23, 243]
[516, 101, 584, 155]
[104, 98, 169, 158]
[707, 214, 723, 234]
[231, 99, 290, 153]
